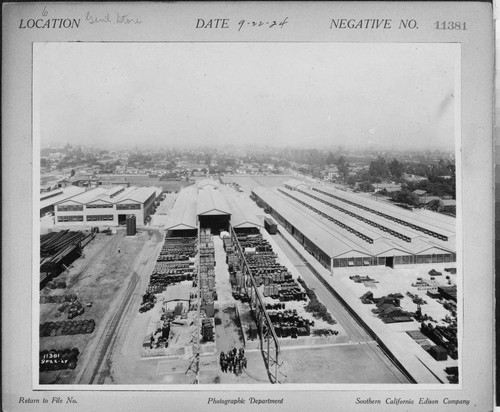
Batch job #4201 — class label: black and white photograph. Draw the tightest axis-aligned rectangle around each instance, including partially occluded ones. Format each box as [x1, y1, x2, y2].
[35, 41, 460, 387]
[2, 2, 494, 411]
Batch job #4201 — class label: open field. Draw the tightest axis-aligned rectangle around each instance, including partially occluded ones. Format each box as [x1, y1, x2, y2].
[99, 174, 193, 192]
[221, 174, 298, 194]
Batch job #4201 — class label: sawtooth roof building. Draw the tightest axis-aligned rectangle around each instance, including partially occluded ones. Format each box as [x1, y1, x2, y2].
[251, 180, 456, 272]
[54, 186, 162, 226]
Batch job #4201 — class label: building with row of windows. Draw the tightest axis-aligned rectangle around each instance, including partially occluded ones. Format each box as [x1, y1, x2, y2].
[252, 180, 456, 272]
[53, 186, 162, 226]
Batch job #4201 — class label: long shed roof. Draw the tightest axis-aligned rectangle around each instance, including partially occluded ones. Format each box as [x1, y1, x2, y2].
[254, 187, 455, 259]
[313, 185, 455, 238]
[164, 186, 198, 231]
[224, 191, 263, 229]
[40, 186, 86, 210]
[252, 187, 366, 258]
[197, 188, 231, 216]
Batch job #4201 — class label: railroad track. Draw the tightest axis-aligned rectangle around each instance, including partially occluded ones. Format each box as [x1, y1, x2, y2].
[87, 272, 140, 384]
[79, 233, 161, 384]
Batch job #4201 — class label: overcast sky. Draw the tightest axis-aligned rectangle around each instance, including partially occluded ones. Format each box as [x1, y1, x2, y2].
[34, 42, 457, 150]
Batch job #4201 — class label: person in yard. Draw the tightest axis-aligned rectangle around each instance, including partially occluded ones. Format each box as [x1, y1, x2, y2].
[219, 351, 225, 371]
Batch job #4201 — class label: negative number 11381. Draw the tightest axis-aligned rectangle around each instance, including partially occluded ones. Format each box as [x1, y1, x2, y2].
[435, 21, 467, 30]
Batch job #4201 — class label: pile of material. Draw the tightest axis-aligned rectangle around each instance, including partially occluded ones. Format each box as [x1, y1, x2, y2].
[147, 235, 197, 293]
[40, 293, 78, 304]
[267, 308, 314, 338]
[40, 230, 94, 289]
[363, 293, 414, 323]
[40, 319, 95, 337]
[420, 322, 458, 360]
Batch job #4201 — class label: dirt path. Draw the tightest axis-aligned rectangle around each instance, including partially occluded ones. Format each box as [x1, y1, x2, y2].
[75, 230, 163, 384]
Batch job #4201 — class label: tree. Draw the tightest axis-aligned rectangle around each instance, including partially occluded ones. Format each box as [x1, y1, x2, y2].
[325, 151, 336, 165]
[336, 156, 350, 182]
[427, 199, 444, 212]
[346, 175, 357, 187]
[388, 159, 404, 179]
[369, 156, 389, 180]
[70, 169, 76, 177]
[358, 181, 375, 192]
[391, 191, 420, 207]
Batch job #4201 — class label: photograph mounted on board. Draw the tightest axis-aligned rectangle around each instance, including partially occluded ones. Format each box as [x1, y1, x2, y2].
[34, 41, 459, 386]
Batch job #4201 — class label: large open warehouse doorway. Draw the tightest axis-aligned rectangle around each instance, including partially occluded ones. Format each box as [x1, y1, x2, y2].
[198, 214, 230, 235]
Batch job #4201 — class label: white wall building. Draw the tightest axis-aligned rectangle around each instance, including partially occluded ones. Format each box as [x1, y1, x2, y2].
[54, 186, 161, 226]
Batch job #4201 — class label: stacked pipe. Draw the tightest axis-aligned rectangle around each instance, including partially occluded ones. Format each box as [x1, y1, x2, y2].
[40, 319, 95, 337]
[267, 309, 312, 338]
[236, 231, 307, 303]
[147, 235, 197, 293]
[199, 228, 216, 317]
[236, 233, 272, 252]
[40, 293, 78, 304]
[40, 230, 94, 289]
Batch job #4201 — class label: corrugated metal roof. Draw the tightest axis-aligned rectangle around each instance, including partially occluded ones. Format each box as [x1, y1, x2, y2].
[314, 185, 455, 238]
[284, 179, 310, 189]
[114, 187, 156, 203]
[254, 187, 455, 259]
[164, 186, 198, 231]
[224, 190, 263, 229]
[273, 189, 415, 257]
[292, 187, 424, 240]
[56, 187, 108, 205]
[197, 188, 231, 216]
[40, 186, 86, 209]
[197, 179, 220, 189]
[252, 187, 362, 258]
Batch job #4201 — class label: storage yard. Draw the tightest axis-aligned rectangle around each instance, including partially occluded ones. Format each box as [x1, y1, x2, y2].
[39, 176, 458, 385]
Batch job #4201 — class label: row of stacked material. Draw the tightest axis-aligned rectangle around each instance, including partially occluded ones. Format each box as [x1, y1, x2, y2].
[157, 237, 197, 262]
[262, 283, 306, 301]
[238, 234, 307, 302]
[40, 319, 95, 337]
[40, 348, 80, 372]
[236, 234, 273, 252]
[267, 309, 312, 339]
[40, 230, 94, 289]
[40, 293, 78, 304]
[223, 237, 242, 272]
[152, 261, 194, 274]
[147, 235, 197, 293]
[44, 280, 67, 289]
[200, 228, 216, 317]
[420, 322, 458, 360]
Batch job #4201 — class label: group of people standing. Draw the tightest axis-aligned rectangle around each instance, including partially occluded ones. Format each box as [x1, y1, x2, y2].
[220, 347, 247, 374]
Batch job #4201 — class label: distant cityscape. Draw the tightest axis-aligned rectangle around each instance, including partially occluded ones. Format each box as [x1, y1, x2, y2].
[41, 144, 456, 215]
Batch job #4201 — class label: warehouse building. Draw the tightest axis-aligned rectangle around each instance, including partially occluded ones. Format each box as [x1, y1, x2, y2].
[164, 186, 199, 237]
[197, 185, 231, 234]
[251, 182, 456, 272]
[54, 185, 162, 226]
[164, 184, 262, 236]
[40, 186, 86, 217]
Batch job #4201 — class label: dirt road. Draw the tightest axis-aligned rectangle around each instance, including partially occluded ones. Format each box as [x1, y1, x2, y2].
[76, 230, 163, 384]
